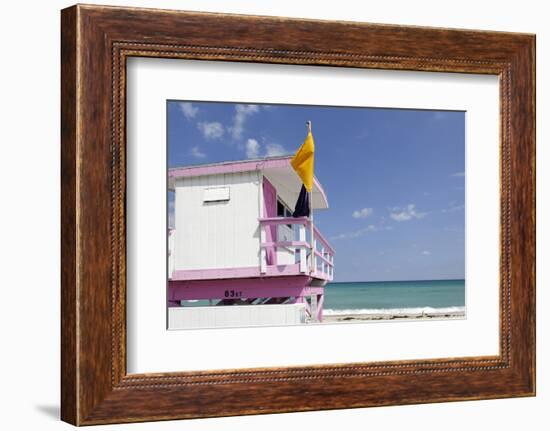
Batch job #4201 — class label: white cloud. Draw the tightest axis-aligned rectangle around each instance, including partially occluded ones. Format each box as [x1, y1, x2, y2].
[422, 250, 431, 255]
[190, 146, 206, 158]
[265, 143, 289, 157]
[352, 208, 373, 219]
[331, 225, 378, 240]
[331, 224, 392, 241]
[245, 138, 260, 158]
[230, 104, 259, 139]
[178, 102, 198, 119]
[244, 139, 289, 159]
[389, 204, 427, 222]
[450, 172, 465, 177]
[197, 121, 224, 140]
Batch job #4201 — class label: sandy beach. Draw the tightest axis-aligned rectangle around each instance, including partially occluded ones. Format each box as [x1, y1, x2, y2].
[323, 310, 465, 323]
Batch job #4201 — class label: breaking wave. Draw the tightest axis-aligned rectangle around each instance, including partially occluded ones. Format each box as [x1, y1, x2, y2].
[323, 306, 465, 316]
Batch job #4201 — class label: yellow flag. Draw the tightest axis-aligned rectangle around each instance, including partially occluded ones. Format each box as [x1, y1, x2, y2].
[290, 131, 315, 192]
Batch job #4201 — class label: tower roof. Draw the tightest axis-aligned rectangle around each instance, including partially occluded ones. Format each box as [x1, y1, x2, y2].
[169, 156, 329, 209]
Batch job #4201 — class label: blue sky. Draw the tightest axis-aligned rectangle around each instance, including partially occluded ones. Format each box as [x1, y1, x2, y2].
[167, 100, 465, 282]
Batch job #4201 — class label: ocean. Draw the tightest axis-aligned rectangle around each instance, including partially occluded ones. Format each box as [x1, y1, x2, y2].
[323, 279, 465, 316]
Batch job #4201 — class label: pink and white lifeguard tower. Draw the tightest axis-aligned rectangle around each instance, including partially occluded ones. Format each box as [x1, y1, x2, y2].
[167, 155, 334, 329]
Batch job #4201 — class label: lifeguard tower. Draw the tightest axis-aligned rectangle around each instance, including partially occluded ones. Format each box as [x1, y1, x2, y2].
[167, 155, 334, 329]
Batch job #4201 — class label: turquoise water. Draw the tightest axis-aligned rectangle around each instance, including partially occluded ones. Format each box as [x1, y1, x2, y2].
[323, 279, 465, 315]
[178, 279, 466, 315]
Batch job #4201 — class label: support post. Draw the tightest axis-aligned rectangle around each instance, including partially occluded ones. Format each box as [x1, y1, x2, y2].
[309, 193, 315, 275]
[299, 224, 307, 273]
[306, 120, 315, 276]
[317, 293, 324, 322]
[310, 293, 318, 323]
[311, 237, 317, 275]
[320, 245, 325, 276]
[260, 223, 267, 274]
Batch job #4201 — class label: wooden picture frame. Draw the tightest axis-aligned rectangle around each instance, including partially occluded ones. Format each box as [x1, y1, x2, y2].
[61, 4, 535, 425]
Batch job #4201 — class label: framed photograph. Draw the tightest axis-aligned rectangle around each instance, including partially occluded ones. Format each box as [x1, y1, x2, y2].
[61, 4, 535, 425]
[163, 101, 466, 332]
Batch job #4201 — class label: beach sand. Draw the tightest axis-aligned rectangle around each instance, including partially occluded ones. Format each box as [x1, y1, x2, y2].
[322, 310, 465, 323]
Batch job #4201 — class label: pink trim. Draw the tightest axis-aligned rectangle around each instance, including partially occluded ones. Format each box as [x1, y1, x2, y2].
[168, 276, 324, 301]
[261, 241, 310, 249]
[313, 224, 335, 254]
[263, 177, 277, 265]
[265, 263, 302, 276]
[172, 264, 304, 281]
[169, 156, 292, 179]
[259, 216, 308, 226]
[314, 250, 334, 267]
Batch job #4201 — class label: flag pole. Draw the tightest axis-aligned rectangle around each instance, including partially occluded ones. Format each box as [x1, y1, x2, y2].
[306, 120, 314, 275]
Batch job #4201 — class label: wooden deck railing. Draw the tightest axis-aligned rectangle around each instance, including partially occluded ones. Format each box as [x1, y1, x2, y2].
[258, 217, 334, 280]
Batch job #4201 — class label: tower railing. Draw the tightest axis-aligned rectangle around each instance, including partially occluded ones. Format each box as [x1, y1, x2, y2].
[258, 217, 334, 280]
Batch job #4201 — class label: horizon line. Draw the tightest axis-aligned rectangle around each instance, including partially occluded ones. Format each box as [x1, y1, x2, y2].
[329, 278, 465, 284]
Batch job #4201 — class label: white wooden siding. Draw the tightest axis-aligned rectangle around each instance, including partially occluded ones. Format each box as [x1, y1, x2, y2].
[174, 171, 261, 270]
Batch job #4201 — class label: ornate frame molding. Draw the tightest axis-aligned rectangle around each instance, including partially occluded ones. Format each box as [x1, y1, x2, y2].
[61, 5, 535, 425]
